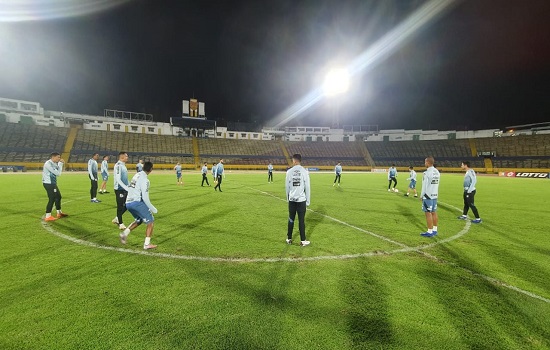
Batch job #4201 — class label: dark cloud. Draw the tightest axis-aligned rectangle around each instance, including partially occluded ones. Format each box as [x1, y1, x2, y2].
[1, 0, 549, 130]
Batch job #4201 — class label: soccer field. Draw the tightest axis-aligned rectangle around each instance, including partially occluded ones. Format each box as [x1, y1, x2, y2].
[1, 171, 549, 349]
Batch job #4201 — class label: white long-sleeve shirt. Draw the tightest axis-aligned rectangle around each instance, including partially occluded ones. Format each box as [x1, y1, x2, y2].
[421, 166, 440, 199]
[88, 158, 98, 180]
[126, 171, 157, 213]
[407, 170, 417, 181]
[114, 161, 129, 191]
[285, 164, 310, 205]
[101, 160, 108, 174]
[42, 159, 63, 184]
[463, 169, 477, 193]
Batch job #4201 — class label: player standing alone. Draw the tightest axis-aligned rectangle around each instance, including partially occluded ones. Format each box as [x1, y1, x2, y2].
[268, 162, 273, 183]
[285, 154, 311, 246]
[99, 155, 109, 194]
[420, 157, 440, 237]
[333, 162, 342, 186]
[214, 159, 224, 192]
[458, 161, 482, 223]
[88, 153, 101, 203]
[404, 166, 418, 197]
[201, 162, 210, 186]
[388, 164, 398, 192]
[174, 163, 183, 185]
[119, 161, 158, 250]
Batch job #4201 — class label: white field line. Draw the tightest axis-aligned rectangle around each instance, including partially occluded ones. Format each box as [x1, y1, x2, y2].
[40, 186, 550, 304]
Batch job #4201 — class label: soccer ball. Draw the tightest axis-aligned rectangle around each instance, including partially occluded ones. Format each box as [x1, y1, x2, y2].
[394, 188, 399, 193]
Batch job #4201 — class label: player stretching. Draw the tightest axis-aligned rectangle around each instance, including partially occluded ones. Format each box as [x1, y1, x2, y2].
[112, 152, 130, 230]
[404, 166, 418, 197]
[119, 161, 159, 250]
[42, 152, 68, 221]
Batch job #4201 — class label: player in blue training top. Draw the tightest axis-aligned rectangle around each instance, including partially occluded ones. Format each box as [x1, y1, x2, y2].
[88, 153, 101, 203]
[420, 157, 440, 237]
[214, 159, 224, 192]
[404, 166, 418, 197]
[458, 161, 482, 223]
[119, 161, 159, 250]
[99, 155, 110, 194]
[211, 162, 217, 182]
[136, 159, 143, 173]
[201, 162, 210, 186]
[174, 163, 183, 186]
[388, 164, 398, 192]
[42, 152, 68, 221]
[333, 162, 342, 187]
[112, 151, 130, 230]
[268, 162, 273, 183]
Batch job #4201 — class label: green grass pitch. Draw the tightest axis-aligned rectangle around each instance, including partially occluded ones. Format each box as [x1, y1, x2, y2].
[1, 170, 549, 349]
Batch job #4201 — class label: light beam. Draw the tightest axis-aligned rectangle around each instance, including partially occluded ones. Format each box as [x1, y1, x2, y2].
[270, 0, 459, 128]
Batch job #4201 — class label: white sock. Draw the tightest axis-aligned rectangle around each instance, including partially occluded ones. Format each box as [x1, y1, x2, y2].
[427, 228, 433, 233]
[433, 226, 438, 232]
[144, 237, 151, 246]
[57, 210, 61, 214]
[46, 213, 52, 218]
[123, 228, 130, 236]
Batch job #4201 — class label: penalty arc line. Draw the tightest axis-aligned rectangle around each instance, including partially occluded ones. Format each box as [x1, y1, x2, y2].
[245, 185, 550, 304]
[39, 186, 550, 304]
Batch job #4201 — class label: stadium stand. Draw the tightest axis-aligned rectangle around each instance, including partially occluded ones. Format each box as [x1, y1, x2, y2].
[69, 129, 194, 164]
[1, 120, 548, 171]
[284, 141, 367, 166]
[475, 134, 550, 169]
[0, 123, 68, 162]
[366, 139, 484, 168]
[198, 138, 287, 165]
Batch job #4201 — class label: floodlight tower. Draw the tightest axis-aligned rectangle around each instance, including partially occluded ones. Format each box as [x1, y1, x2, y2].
[323, 68, 350, 129]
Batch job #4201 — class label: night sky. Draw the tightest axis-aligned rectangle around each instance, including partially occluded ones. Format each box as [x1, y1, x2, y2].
[1, 0, 550, 131]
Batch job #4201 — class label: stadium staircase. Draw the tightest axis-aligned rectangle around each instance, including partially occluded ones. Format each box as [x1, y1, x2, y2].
[358, 140, 375, 167]
[468, 138, 478, 157]
[469, 137, 493, 172]
[278, 140, 293, 166]
[192, 136, 200, 167]
[63, 125, 81, 162]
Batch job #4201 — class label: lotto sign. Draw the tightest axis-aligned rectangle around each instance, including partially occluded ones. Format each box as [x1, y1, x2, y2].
[514, 172, 549, 179]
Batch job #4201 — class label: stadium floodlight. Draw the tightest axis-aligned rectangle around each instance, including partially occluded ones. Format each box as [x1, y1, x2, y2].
[269, 0, 458, 128]
[323, 68, 350, 96]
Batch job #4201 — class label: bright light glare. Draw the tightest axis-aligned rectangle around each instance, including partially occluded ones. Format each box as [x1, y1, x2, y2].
[0, 0, 130, 22]
[323, 68, 350, 96]
[269, 0, 458, 128]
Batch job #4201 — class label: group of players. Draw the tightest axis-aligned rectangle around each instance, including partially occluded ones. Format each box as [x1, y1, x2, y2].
[41, 152, 481, 250]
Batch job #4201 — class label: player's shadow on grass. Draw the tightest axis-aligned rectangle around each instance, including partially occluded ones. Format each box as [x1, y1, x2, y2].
[395, 203, 424, 230]
[478, 223, 550, 256]
[341, 259, 394, 347]
[418, 244, 550, 346]
[306, 205, 327, 241]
